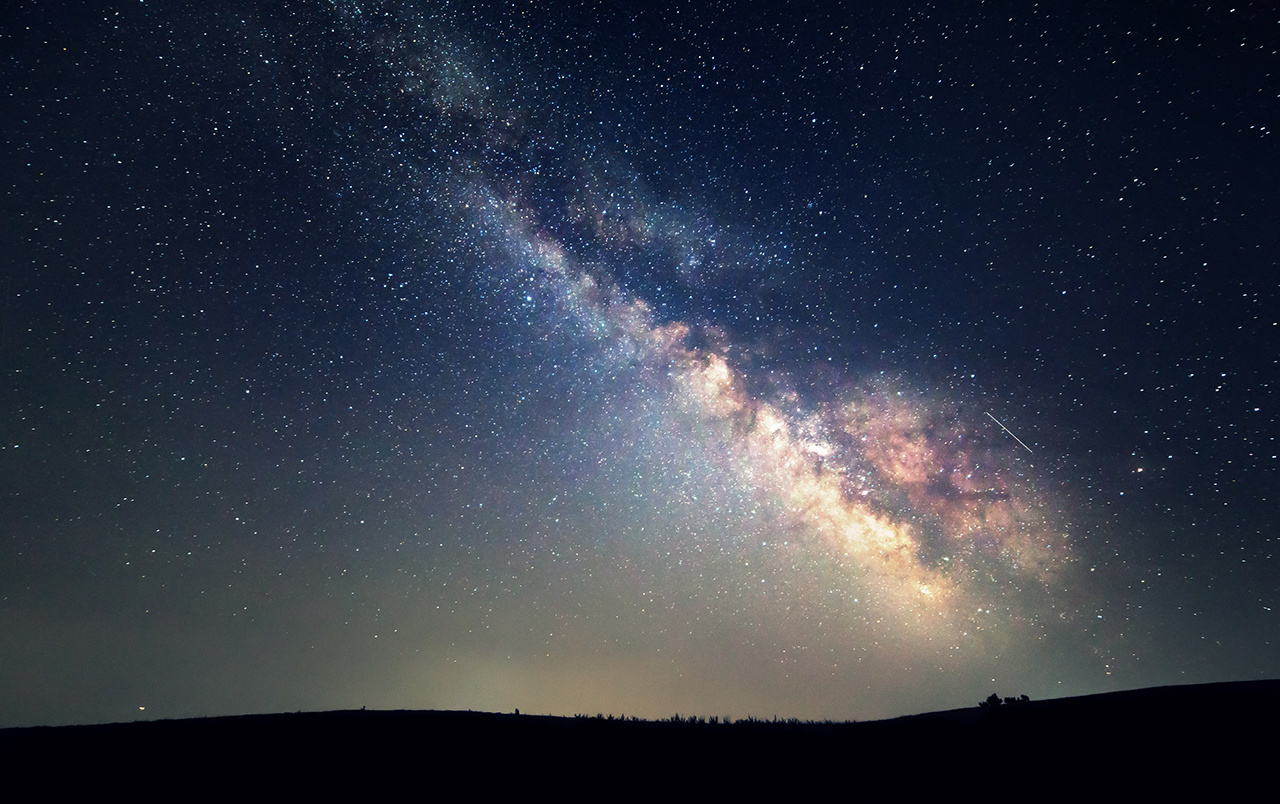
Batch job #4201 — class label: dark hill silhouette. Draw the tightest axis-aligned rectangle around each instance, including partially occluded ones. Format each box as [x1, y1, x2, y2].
[4, 680, 1274, 794]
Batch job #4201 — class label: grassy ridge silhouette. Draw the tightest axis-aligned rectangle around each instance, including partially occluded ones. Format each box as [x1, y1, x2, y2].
[3, 680, 1275, 793]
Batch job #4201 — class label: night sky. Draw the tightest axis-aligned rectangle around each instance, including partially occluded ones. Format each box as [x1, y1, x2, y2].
[3, 1, 1277, 727]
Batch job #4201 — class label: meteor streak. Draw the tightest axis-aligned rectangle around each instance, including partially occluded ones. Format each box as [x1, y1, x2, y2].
[986, 411, 1034, 453]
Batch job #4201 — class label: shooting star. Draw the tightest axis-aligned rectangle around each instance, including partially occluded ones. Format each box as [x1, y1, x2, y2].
[986, 412, 1034, 453]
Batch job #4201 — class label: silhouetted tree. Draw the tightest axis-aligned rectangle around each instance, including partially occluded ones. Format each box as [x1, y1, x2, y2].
[980, 693, 1031, 708]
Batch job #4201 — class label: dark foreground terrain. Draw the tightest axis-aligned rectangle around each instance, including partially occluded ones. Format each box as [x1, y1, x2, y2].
[5, 680, 1275, 793]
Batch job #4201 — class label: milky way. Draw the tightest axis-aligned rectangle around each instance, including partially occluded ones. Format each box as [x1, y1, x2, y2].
[382, 16, 1078, 634]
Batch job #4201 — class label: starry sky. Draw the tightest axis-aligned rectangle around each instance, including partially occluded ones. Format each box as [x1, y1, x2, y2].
[3, 0, 1277, 727]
